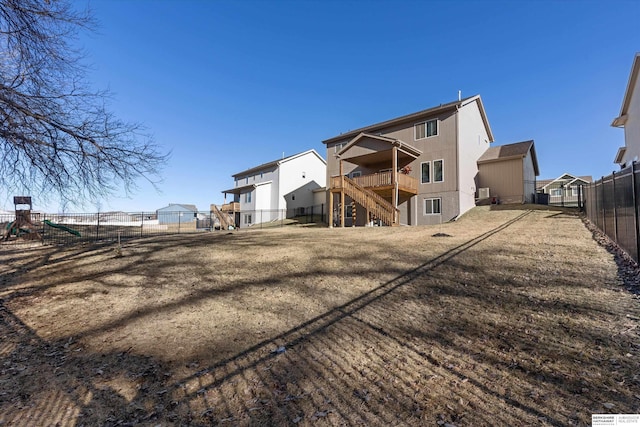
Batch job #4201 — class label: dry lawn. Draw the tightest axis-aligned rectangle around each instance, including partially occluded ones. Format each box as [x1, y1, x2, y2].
[1, 206, 639, 426]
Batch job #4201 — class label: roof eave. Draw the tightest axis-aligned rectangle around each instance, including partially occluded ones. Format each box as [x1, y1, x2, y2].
[614, 146, 627, 164]
[618, 53, 640, 118]
[322, 97, 476, 145]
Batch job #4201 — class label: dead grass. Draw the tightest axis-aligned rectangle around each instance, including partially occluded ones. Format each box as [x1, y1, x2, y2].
[0, 206, 639, 426]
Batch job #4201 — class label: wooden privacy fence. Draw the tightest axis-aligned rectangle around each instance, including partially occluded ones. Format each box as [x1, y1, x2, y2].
[584, 163, 640, 262]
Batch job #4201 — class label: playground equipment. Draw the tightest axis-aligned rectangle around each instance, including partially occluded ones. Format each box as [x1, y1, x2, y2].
[43, 219, 81, 237]
[1, 196, 80, 242]
[2, 196, 41, 241]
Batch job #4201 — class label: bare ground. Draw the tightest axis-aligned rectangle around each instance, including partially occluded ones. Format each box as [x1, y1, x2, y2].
[1, 206, 639, 426]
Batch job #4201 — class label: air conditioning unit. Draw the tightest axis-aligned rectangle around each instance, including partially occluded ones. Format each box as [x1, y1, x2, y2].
[479, 188, 490, 199]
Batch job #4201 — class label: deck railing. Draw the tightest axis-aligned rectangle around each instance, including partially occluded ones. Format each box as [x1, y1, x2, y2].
[351, 171, 418, 193]
[220, 202, 240, 212]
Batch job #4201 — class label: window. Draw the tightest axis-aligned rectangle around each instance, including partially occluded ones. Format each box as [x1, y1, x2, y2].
[424, 198, 441, 215]
[421, 162, 431, 184]
[550, 188, 562, 197]
[244, 214, 252, 224]
[415, 119, 438, 140]
[351, 171, 362, 178]
[433, 159, 443, 182]
[245, 191, 252, 203]
[245, 177, 249, 184]
[334, 142, 345, 153]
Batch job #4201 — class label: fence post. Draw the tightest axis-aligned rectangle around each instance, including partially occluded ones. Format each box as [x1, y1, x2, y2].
[613, 171, 618, 243]
[321, 203, 324, 224]
[633, 161, 640, 263]
[601, 176, 606, 236]
[42, 213, 46, 245]
[140, 212, 144, 238]
[96, 212, 100, 242]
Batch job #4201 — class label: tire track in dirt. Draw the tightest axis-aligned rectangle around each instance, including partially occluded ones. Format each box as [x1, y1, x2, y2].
[171, 210, 533, 399]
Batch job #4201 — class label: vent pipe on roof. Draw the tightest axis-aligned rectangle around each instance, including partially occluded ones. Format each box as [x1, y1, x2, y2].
[458, 90, 461, 101]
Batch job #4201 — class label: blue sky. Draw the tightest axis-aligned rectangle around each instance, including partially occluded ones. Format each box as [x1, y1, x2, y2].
[3, 0, 639, 212]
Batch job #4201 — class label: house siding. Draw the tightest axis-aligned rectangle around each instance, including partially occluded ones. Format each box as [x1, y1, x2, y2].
[457, 101, 492, 216]
[522, 153, 536, 203]
[279, 152, 326, 211]
[478, 158, 525, 204]
[157, 205, 197, 225]
[623, 70, 640, 165]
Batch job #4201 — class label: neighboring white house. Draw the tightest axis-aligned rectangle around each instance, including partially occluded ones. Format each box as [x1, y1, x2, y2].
[613, 53, 640, 168]
[221, 149, 326, 227]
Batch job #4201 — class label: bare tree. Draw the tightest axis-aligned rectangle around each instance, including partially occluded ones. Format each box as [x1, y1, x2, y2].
[0, 0, 168, 206]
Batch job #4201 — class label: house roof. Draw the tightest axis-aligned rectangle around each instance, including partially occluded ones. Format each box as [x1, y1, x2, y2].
[336, 132, 422, 169]
[158, 203, 198, 212]
[537, 173, 593, 190]
[322, 95, 494, 145]
[477, 140, 540, 176]
[231, 149, 326, 178]
[338, 132, 423, 157]
[221, 180, 273, 195]
[612, 53, 640, 128]
[614, 146, 627, 164]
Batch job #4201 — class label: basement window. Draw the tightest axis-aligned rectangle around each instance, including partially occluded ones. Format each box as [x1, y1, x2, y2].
[424, 198, 441, 215]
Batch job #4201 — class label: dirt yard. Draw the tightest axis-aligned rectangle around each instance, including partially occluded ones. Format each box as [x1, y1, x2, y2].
[1, 206, 639, 426]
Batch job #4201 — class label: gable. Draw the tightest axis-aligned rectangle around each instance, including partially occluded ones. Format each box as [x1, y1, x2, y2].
[337, 133, 421, 168]
[323, 95, 494, 145]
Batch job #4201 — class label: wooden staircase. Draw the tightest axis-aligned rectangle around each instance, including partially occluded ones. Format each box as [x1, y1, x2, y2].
[339, 176, 399, 226]
[211, 204, 233, 230]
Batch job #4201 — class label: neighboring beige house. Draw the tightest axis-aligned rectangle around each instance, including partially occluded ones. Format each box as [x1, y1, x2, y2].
[322, 95, 494, 226]
[220, 149, 326, 228]
[536, 173, 592, 206]
[476, 140, 539, 204]
[613, 53, 640, 168]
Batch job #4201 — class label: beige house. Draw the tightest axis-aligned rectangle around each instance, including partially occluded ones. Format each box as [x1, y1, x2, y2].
[536, 173, 591, 207]
[613, 53, 640, 168]
[323, 95, 494, 226]
[476, 140, 539, 204]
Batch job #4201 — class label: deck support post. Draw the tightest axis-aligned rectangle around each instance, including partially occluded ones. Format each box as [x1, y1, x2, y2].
[329, 190, 334, 228]
[339, 159, 345, 228]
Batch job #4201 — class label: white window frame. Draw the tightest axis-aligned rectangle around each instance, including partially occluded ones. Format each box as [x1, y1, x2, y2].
[245, 191, 252, 203]
[334, 142, 345, 154]
[433, 159, 444, 183]
[415, 119, 438, 140]
[351, 171, 362, 178]
[550, 188, 562, 197]
[244, 213, 252, 224]
[424, 198, 442, 215]
[420, 161, 431, 184]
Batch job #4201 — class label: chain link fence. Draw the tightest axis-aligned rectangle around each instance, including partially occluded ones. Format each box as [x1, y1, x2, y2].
[1, 204, 327, 246]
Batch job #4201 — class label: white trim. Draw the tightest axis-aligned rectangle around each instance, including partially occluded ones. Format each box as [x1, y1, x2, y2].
[424, 197, 442, 215]
[350, 171, 362, 178]
[433, 159, 444, 183]
[414, 119, 438, 141]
